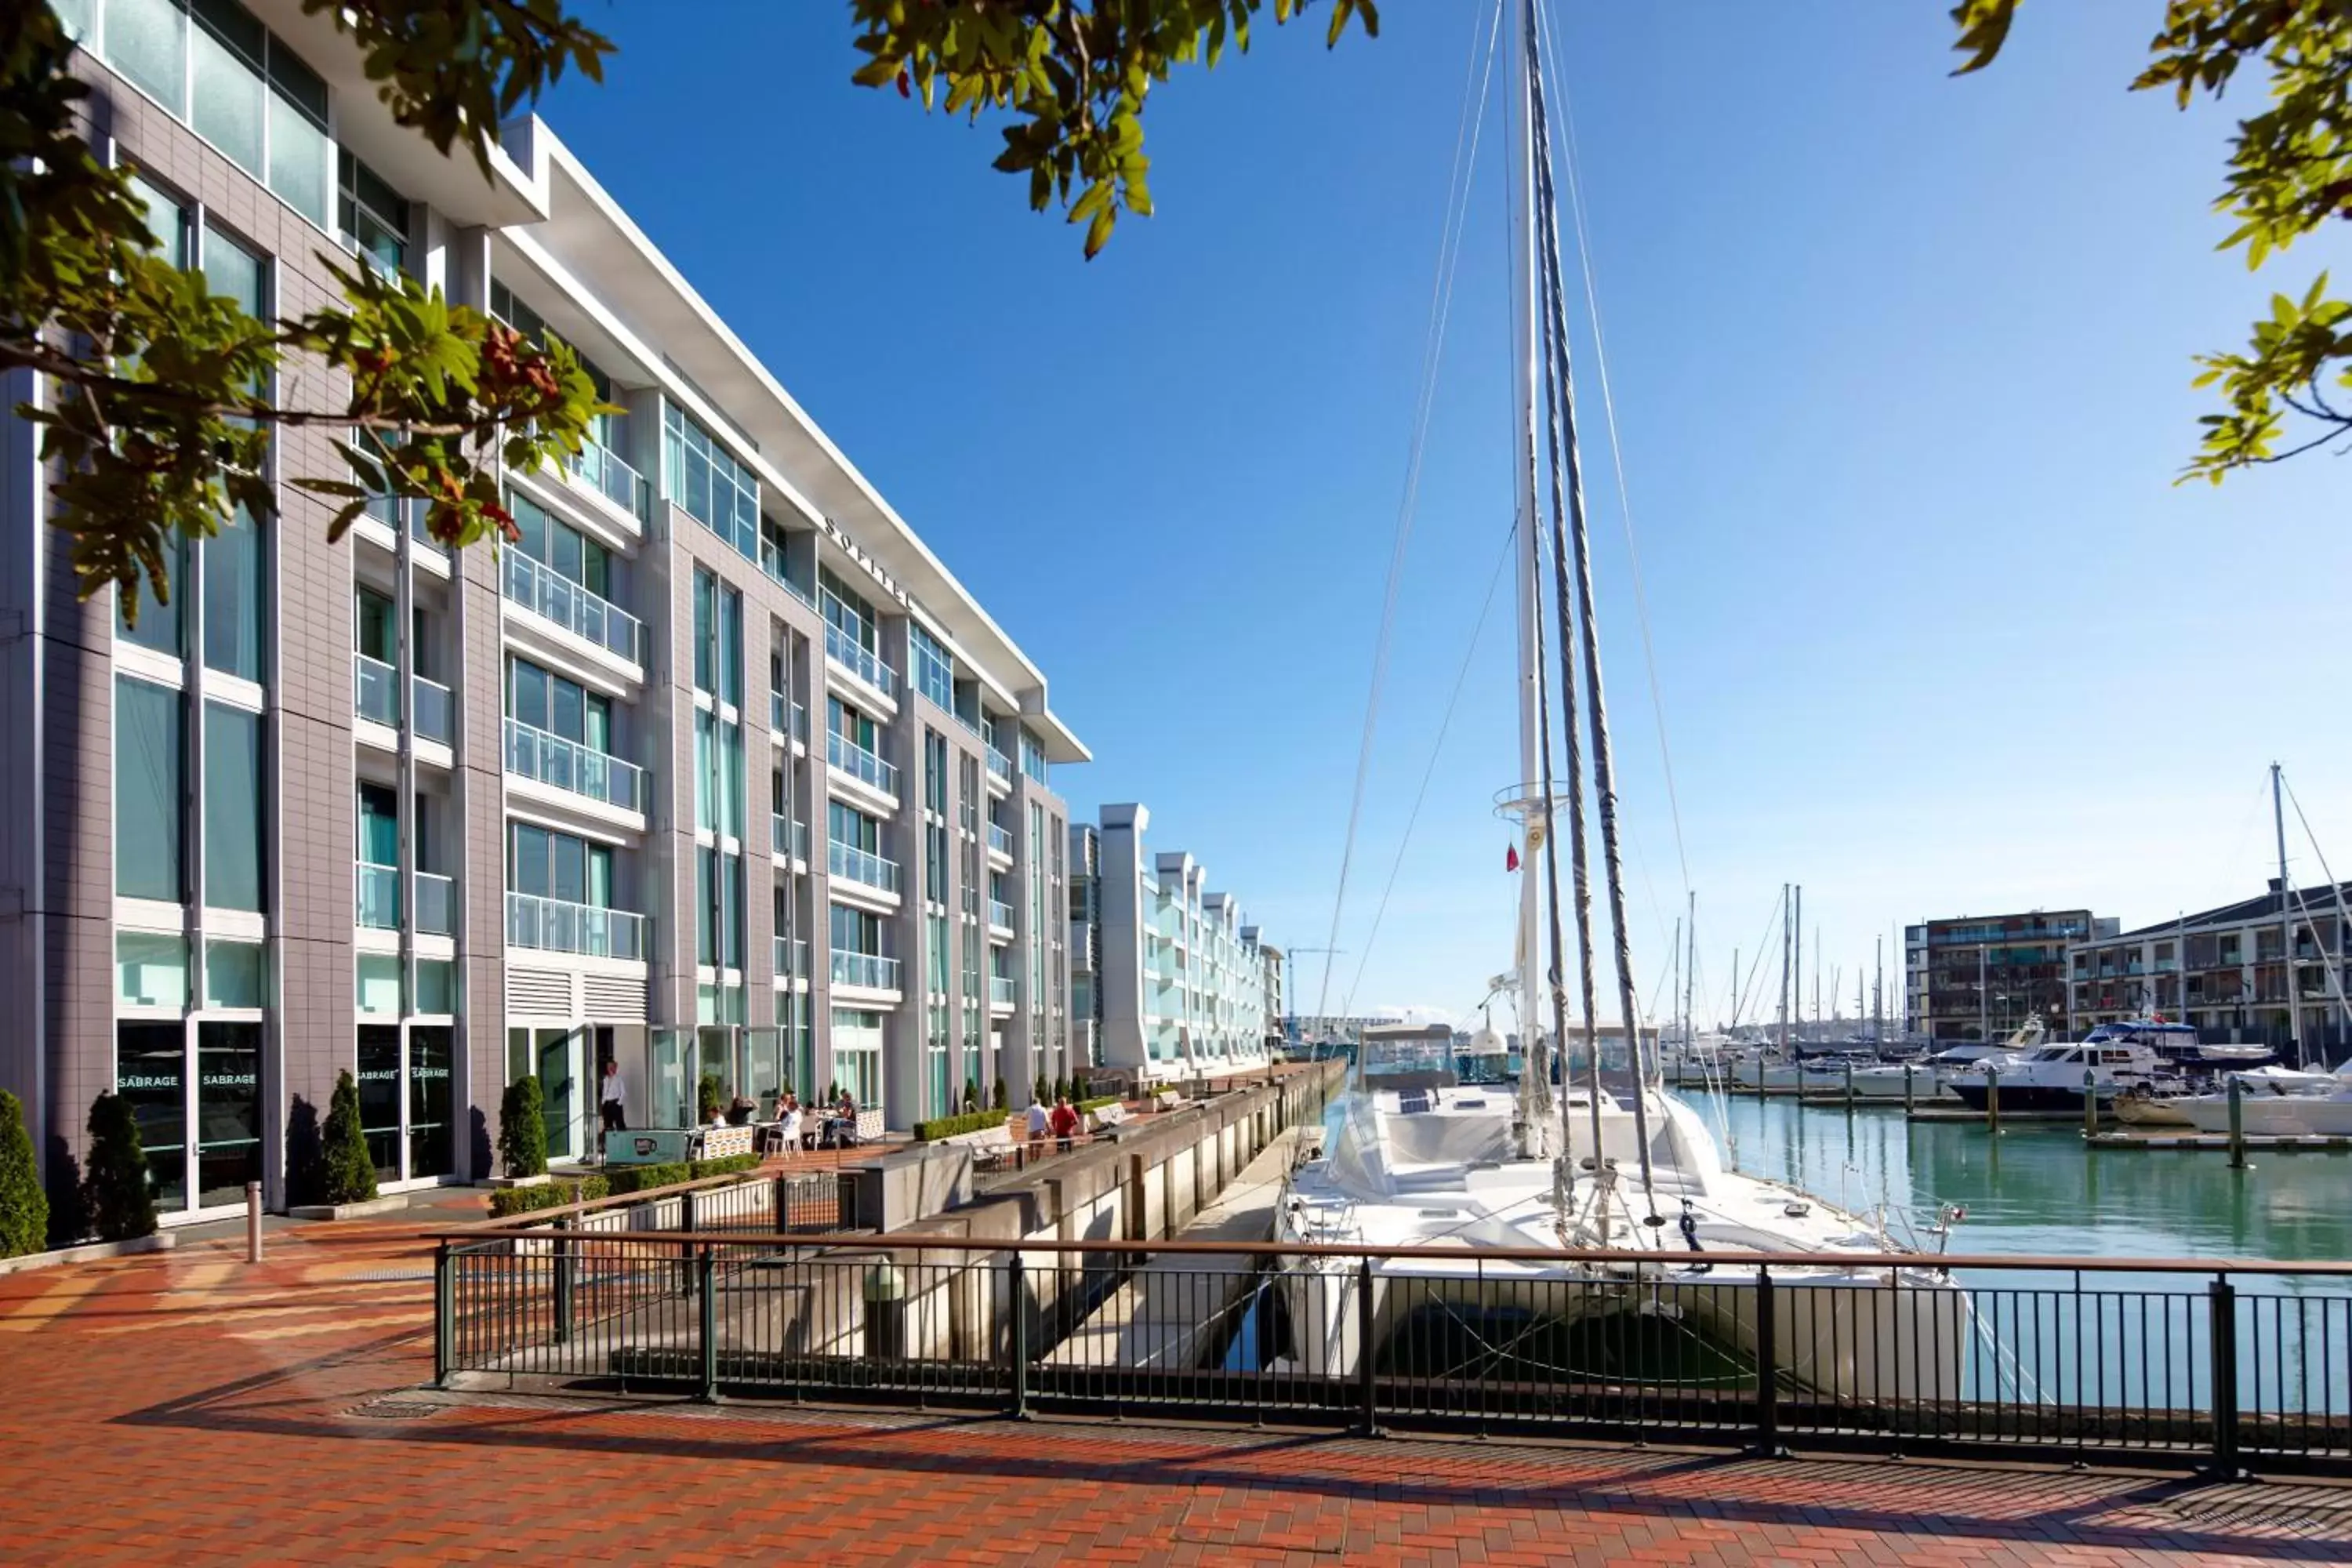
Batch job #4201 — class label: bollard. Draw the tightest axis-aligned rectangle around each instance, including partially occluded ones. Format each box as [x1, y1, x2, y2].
[245, 1180, 263, 1264]
[1986, 1065, 2002, 1133]
[2227, 1076, 2246, 1170]
[1356, 1256, 1381, 1438]
[2083, 1068, 2099, 1139]
[1904, 1062, 1916, 1117]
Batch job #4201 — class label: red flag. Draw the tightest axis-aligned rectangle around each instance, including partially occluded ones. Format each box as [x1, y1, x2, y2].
[1505, 844, 1520, 873]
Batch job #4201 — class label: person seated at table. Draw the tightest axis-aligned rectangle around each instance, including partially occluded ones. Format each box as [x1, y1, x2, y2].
[1049, 1094, 1080, 1153]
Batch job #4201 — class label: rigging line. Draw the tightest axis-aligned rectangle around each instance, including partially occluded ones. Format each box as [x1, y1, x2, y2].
[1730, 889, 1787, 1029]
[1338, 524, 1518, 1020]
[1531, 7, 1657, 1203]
[1538, 0, 1693, 903]
[1313, 0, 1503, 1022]
[2280, 774, 2352, 1036]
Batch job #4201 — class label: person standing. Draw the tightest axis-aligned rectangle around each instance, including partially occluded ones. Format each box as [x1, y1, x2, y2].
[597, 1059, 627, 1162]
[1048, 1094, 1080, 1154]
[1025, 1096, 1050, 1155]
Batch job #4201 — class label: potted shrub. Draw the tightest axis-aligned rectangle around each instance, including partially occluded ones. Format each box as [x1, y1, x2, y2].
[0, 1089, 47, 1260]
[498, 1076, 549, 1179]
[696, 1073, 724, 1125]
[321, 1069, 379, 1205]
[80, 1091, 157, 1243]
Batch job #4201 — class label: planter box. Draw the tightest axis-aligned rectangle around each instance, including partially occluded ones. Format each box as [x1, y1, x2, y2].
[288, 1194, 412, 1221]
[0, 1232, 175, 1277]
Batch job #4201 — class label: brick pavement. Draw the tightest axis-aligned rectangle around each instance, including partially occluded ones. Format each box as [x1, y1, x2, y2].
[2, 1221, 2350, 1566]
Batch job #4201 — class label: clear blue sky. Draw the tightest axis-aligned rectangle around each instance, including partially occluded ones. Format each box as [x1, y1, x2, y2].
[541, 2, 2351, 1032]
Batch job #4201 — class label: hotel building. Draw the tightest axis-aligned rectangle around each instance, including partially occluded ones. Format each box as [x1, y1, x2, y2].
[1068, 806, 1270, 1086]
[0, 0, 1085, 1223]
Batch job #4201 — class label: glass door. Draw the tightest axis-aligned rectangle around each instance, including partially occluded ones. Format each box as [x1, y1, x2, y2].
[193, 1022, 262, 1208]
[408, 1025, 454, 1178]
[357, 1024, 403, 1180]
[116, 1022, 189, 1213]
[537, 1026, 579, 1160]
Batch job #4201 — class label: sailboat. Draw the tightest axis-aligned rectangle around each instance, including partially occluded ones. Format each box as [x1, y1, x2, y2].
[1272, 0, 1962, 1405]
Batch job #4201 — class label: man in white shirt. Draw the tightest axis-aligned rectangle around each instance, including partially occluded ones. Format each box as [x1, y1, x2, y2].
[1025, 1098, 1051, 1150]
[599, 1060, 627, 1134]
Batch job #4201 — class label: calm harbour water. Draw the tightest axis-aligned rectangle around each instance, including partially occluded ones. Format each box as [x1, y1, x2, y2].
[1677, 1090, 2352, 1264]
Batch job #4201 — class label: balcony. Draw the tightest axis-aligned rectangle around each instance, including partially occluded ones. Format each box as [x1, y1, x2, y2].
[413, 674, 453, 745]
[354, 655, 397, 727]
[990, 976, 1016, 1006]
[416, 872, 456, 936]
[503, 550, 643, 665]
[830, 949, 901, 992]
[773, 935, 810, 981]
[986, 747, 1012, 789]
[506, 891, 646, 960]
[771, 812, 811, 862]
[989, 899, 1016, 930]
[988, 822, 1014, 858]
[829, 839, 902, 896]
[356, 863, 399, 929]
[506, 718, 644, 812]
[567, 437, 649, 523]
[758, 537, 818, 612]
[826, 729, 899, 798]
[824, 622, 898, 702]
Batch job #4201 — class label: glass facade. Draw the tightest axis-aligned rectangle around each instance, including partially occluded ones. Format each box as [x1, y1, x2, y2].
[116, 676, 184, 902]
[664, 401, 760, 556]
[909, 622, 953, 710]
[201, 702, 263, 911]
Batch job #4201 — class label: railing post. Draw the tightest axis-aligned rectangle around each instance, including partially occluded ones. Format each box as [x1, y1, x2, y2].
[2209, 1276, 2240, 1477]
[1904, 1062, 1915, 1116]
[2227, 1076, 2247, 1170]
[2083, 1069, 2099, 1138]
[775, 1171, 793, 1235]
[1753, 1266, 1780, 1456]
[554, 1217, 575, 1345]
[433, 1241, 453, 1389]
[1986, 1065, 2002, 1134]
[697, 1246, 719, 1403]
[1007, 1251, 1030, 1420]
[1357, 1256, 1381, 1438]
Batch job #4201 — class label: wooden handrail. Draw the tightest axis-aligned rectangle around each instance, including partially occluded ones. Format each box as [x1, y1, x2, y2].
[460, 1164, 836, 1232]
[422, 1224, 2352, 1278]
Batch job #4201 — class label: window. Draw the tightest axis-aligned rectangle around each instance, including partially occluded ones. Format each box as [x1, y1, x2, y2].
[510, 488, 612, 598]
[829, 801, 881, 855]
[509, 822, 612, 908]
[203, 504, 265, 680]
[201, 702, 263, 911]
[356, 782, 397, 867]
[1021, 728, 1051, 787]
[116, 676, 184, 902]
[204, 938, 265, 1008]
[820, 568, 880, 654]
[355, 585, 396, 662]
[831, 903, 883, 956]
[717, 583, 742, 706]
[662, 401, 759, 557]
[118, 185, 189, 655]
[118, 931, 189, 1007]
[85, 0, 329, 225]
[910, 623, 953, 710]
[507, 657, 610, 750]
[692, 567, 716, 693]
[828, 697, 877, 752]
[339, 149, 409, 274]
[924, 729, 948, 815]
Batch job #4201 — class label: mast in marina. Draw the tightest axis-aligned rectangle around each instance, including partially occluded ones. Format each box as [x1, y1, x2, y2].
[2274, 760, 2304, 1068]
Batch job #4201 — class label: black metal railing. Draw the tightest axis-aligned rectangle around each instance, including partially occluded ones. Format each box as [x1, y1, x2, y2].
[431, 1232, 2352, 1475]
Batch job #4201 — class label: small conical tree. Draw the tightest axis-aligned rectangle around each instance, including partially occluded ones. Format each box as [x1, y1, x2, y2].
[321, 1069, 379, 1205]
[81, 1091, 157, 1243]
[963, 1077, 980, 1114]
[1053, 1075, 1069, 1102]
[697, 1073, 724, 1123]
[1034, 1073, 1049, 1108]
[0, 1090, 49, 1259]
[993, 1077, 1009, 1112]
[1072, 1072, 1090, 1104]
[498, 1076, 547, 1178]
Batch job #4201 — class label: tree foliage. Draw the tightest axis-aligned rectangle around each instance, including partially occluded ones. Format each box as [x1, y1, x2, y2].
[498, 1076, 549, 1179]
[1951, 0, 2352, 479]
[2, 1, 615, 622]
[848, 0, 1378, 257]
[80, 1091, 156, 1243]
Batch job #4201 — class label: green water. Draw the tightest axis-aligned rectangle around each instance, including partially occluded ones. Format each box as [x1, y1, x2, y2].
[1677, 1091, 2352, 1265]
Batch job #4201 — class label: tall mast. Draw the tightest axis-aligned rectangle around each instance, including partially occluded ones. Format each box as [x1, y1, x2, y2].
[1684, 890, 1697, 1049]
[1779, 886, 1791, 1055]
[1506, 0, 1544, 1073]
[2274, 760, 2303, 1067]
[1669, 916, 1682, 1051]
[1793, 887, 1802, 1046]
[1873, 935, 1883, 1044]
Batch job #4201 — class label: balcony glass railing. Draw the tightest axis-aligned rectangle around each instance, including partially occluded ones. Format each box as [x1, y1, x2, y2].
[989, 899, 1016, 929]
[770, 812, 811, 861]
[356, 863, 400, 928]
[567, 437, 649, 523]
[415, 871, 456, 936]
[987, 822, 1014, 857]
[826, 729, 899, 797]
[990, 975, 1016, 1006]
[986, 747, 1013, 786]
[830, 949, 902, 991]
[413, 674, 453, 744]
[829, 839, 902, 895]
[773, 935, 811, 980]
[793, 701, 808, 742]
[506, 891, 646, 960]
[758, 536, 818, 611]
[502, 549, 643, 664]
[771, 690, 786, 734]
[506, 718, 643, 811]
[355, 655, 397, 727]
[824, 622, 899, 700]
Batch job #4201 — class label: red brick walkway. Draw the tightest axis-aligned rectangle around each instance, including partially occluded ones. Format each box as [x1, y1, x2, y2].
[2, 1225, 2349, 1566]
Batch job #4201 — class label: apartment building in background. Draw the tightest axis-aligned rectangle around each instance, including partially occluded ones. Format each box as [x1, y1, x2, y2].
[2067, 880, 2352, 1063]
[1250, 937, 1284, 1052]
[1069, 807, 1270, 1086]
[1902, 909, 2112, 1042]
[0, 0, 1084, 1225]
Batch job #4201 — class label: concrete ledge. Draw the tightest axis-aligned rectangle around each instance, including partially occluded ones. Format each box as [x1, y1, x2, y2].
[477, 1174, 550, 1190]
[289, 1194, 412, 1220]
[0, 1232, 175, 1276]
